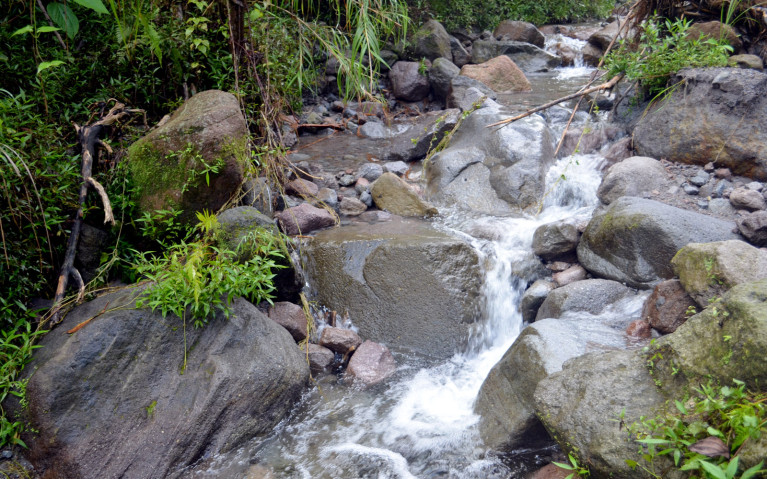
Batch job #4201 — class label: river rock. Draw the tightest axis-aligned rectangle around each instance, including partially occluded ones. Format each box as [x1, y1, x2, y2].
[413, 19, 452, 62]
[470, 40, 561, 72]
[532, 220, 580, 261]
[268, 301, 308, 342]
[216, 206, 277, 256]
[626, 319, 652, 338]
[729, 186, 766, 211]
[449, 36, 471, 67]
[730, 53, 764, 70]
[447, 81, 497, 111]
[357, 163, 384, 182]
[319, 326, 363, 355]
[346, 340, 397, 387]
[429, 57, 461, 102]
[303, 218, 481, 358]
[737, 210, 767, 246]
[641, 279, 696, 334]
[586, 20, 623, 52]
[687, 21, 742, 52]
[241, 177, 274, 216]
[383, 161, 409, 176]
[302, 343, 335, 375]
[460, 56, 531, 93]
[476, 316, 638, 451]
[535, 279, 634, 321]
[556, 125, 622, 158]
[597, 156, 672, 205]
[425, 102, 555, 213]
[18, 288, 309, 479]
[285, 178, 319, 198]
[126, 90, 248, 225]
[671, 240, 767, 306]
[493, 20, 545, 48]
[520, 279, 556, 323]
[370, 172, 438, 217]
[389, 61, 430, 102]
[534, 349, 666, 477]
[339, 197, 368, 216]
[633, 68, 767, 180]
[276, 203, 336, 235]
[552, 265, 587, 287]
[577, 197, 740, 289]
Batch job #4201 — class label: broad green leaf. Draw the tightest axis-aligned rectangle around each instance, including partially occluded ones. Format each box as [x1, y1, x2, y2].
[741, 461, 765, 479]
[699, 460, 727, 479]
[675, 399, 687, 414]
[724, 458, 738, 479]
[37, 60, 65, 74]
[69, 0, 108, 14]
[11, 25, 34, 36]
[47, 2, 79, 39]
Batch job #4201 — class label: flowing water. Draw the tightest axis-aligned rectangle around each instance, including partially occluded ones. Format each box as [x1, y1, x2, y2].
[191, 59, 645, 479]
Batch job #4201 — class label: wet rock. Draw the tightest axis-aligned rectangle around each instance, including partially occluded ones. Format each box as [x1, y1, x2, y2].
[285, 178, 319, 198]
[557, 125, 622, 158]
[413, 19, 452, 62]
[241, 177, 274, 216]
[302, 343, 335, 375]
[449, 36, 471, 67]
[276, 203, 336, 236]
[18, 288, 309, 479]
[316, 187, 338, 208]
[520, 279, 556, 323]
[319, 326, 362, 355]
[626, 319, 652, 338]
[429, 57, 461, 102]
[354, 178, 370, 194]
[535, 279, 634, 321]
[671, 240, 767, 306]
[470, 40, 561, 72]
[389, 61, 430, 102]
[729, 186, 766, 211]
[126, 90, 248, 225]
[634, 68, 767, 180]
[268, 301, 308, 342]
[689, 171, 710, 187]
[587, 20, 624, 52]
[552, 265, 587, 287]
[709, 197, 736, 216]
[460, 56, 531, 92]
[370, 172, 438, 217]
[346, 340, 396, 387]
[737, 210, 767, 246]
[493, 20, 545, 48]
[641, 279, 696, 334]
[304, 218, 481, 358]
[357, 163, 384, 182]
[339, 197, 368, 216]
[447, 82, 496, 111]
[603, 137, 633, 166]
[581, 42, 603, 66]
[529, 464, 571, 479]
[597, 156, 672, 205]
[532, 220, 580, 261]
[577, 197, 740, 289]
[383, 161, 409, 176]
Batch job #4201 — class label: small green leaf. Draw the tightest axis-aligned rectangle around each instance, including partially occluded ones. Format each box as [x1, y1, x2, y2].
[741, 461, 765, 479]
[12, 25, 34, 36]
[36, 25, 62, 33]
[675, 399, 687, 415]
[69, 0, 108, 14]
[37, 60, 65, 74]
[699, 460, 727, 479]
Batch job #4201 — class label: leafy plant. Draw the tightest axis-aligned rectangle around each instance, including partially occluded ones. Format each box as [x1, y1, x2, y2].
[553, 453, 591, 479]
[627, 379, 767, 478]
[604, 16, 733, 98]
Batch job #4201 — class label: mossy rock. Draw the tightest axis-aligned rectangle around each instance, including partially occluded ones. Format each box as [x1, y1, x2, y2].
[126, 90, 248, 225]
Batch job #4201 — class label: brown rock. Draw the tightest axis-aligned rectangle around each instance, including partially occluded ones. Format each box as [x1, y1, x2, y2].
[276, 203, 336, 235]
[339, 197, 368, 216]
[737, 210, 767, 247]
[626, 319, 652, 339]
[346, 340, 397, 387]
[641, 279, 696, 334]
[302, 343, 335, 375]
[493, 20, 545, 48]
[552, 265, 587, 287]
[730, 187, 767, 211]
[285, 179, 319, 198]
[389, 61, 431, 102]
[582, 43, 603, 67]
[370, 172, 438, 217]
[319, 326, 362, 355]
[715, 168, 732, 179]
[268, 302, 308, 342]
[529, 463, 572, 479]
[687, 21, 742, 52]
[459, 56, 531, 93]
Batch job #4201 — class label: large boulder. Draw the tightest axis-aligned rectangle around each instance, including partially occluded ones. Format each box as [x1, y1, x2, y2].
[18, 287, 309, 479]
[671, 240, 767, 306]
[126, 90, 248, 224]
[633, 68, 767, 180]
[493, 20, 545, 48]
[470, 40, 562, 72]
[425, 103, 556, 214]
[535, 279, 636, 321]
[302, 218, 481, 358]
[596, 156, 672, 205]
[446, 78, 497, 111]
[413, 19, 453, 62]
[370, 172, 438, 217]
[577, 197, 740, 289]
[737, 210, 767, 246]
[429, 57, 461, 102]
[476, 316, 637, 451]
[275, 203, 336, 235]
[459, 56, 531, 93]
[532, 220, 580, 261]
[389, 61, 431, 102]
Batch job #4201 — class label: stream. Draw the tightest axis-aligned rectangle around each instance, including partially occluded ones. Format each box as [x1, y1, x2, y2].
[192, 35, 647, 479]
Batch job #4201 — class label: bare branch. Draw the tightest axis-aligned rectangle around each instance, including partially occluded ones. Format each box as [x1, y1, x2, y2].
[87, 177, 115, 225]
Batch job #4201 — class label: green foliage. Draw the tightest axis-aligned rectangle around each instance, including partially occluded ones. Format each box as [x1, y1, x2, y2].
[604, 17, 733, 99]
[553, 453, 591, 479]
[422, 0, 613, 32]
[627, 380, 767, 479]
[134, 211, 286, 328]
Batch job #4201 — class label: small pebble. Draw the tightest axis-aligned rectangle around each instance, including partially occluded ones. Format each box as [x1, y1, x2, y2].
[697, 199, 709, 209]
[683, 184, 700, 195]
[689, 172, 710, 187]
[715, 168, 732, 179]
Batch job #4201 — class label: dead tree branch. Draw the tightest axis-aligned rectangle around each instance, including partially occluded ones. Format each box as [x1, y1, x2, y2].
[49, 101, 143, 325]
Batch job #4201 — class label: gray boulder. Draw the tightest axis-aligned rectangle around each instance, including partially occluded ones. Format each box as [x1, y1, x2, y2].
[449, 36, 471, 67]
[240, 177, 274, 217]
[20, 288, 309, 479]
[126, 90, 248, 225]
[532, 220, 580, 261]
[446, 80, 497, 111]
[729, 186, 766, 211]
[268, 301, 308, 342]
[429, 57, 461, 102]
[577, 197, 740, 289]
[633, 68, 767, 180]
[557, 125, 623, 158]
[535, 279, 635, 321]
[389, 61, 431, 102]
[470, 40, 562, 72]
[520, 279, 556, 323]
[493, 20, 545, 48]
[671, 240, 767, 306]
[737, 210, 767, 246]
[425, 103, 555, 213]
[413, 19, 452, 61]
[597, 156, 672, 205]
[303, 218, 481, 358]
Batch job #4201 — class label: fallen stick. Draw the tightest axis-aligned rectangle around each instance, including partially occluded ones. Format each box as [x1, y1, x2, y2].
[485, 73, 625, 129]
